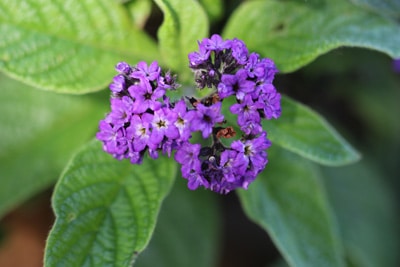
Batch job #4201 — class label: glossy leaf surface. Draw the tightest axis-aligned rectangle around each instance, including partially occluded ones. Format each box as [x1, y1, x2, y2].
[0, 74, 107, 218]
[238, 147, 345, 267]
[0, 0, 158, 93]
[45, 140, 176, 266]
[223, 0, 400, 72]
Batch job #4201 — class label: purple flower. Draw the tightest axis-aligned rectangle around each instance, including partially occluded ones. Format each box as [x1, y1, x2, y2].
[128, 80, 164, 113]
[130, 61, 161, 81]
[158, 71, 179, 90]
[148, 148, 159, 159]
[161, 139, 179, 157]
[126, 113, 153, 152]
[230, 94, 261, 127]
[232, 132, 271, 174]
[127, 150, 144, 164]
[148, 108, 179, 149]
[218, 69, 255, 100]
[106, 96, 134, 127]
[258, 91, 282, 119]
[175, 142, 202, 176]
[188, 40, 211, 67]
[187, 172, 210, 190]
[231, 38, 248, 65]
[245, 53, 265, 78]
[109, 74, 126, 93]
[240, 120, 263, 135]
[115, 62, 131, 74]
[187, 102, 224, 138]
[172, 99, 192, 141]
[260, 57, 278, 83]
[96, 120, 127, 157]
[219, 150, 238, 183]
[204, 34, 231, 51]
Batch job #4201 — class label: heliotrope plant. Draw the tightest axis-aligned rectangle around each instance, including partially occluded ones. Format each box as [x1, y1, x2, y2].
[97, 34, 281, 194]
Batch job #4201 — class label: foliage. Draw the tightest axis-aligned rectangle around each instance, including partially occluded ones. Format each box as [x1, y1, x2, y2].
[0, 0, 399, 266]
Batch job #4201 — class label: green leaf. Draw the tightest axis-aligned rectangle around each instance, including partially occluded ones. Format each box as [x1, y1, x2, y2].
[198, 0, 224, 23]
[135, 178, 220, 267]
[222, 95, 360, 166]
[44, 140, 176, 266]
[350, 0, 400, 19]
[265, 96, 360, 166]
[0, 74, 107, 218]
[0, 0, 158, 94]
[125, 0, 153, 29]
[223, 0, 400, 72]
[154, 0, 209, 83]
[238, 146, 345, 267]
[322, 160, 400, 267]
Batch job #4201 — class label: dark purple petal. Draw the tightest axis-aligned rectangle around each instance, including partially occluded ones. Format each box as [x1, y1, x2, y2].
[131, 61, 161, 81]
[107, 96, 134, 126]
[115, 62, 131, 74]
[231, 38, 248, 65]
[229, 95, 260, 127]
[204, 34, 231, 51]
[187, 172, 209, 190]
[96, 120, 128, 156]
[109, 74, 126, 93]
[126, 114, 152, 152]
[189, 40, 210, 67]
[258, 91, 281, 119]
[128, 150, 144, 164]
[240, 120, 263, 135]
[190, 102, 224, 138]
[218, 74, 236, 99]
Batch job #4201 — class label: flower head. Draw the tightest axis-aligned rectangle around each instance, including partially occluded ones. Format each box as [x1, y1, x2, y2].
[97, 34, 281, 194]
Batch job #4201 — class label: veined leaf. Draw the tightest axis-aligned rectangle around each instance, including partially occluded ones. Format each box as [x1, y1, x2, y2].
[135, 178, 220, 267]
[265, 96, 360, 166]
[223, 0, 400, 72]
[0, 0, 158, 94]
[45, 140, 176, 266]
[322, 160, 400, 267]
[350, 0, 400, 19]
[0, 74, 107, 218]
[238, 146, 345, 267]
[223, 95, 360, 166]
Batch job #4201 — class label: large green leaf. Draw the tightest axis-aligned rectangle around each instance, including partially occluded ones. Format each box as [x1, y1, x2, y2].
[322, 161, 400, 267]
[199, 0, 224, 23]
[265, 96, 360, 166]
[124, 0, 153, 29]
[154, 0, 209, 83]
[238, 146, 345, 267]
[135, 178, 220, 267]
[223, 95, 360, 166]
[44, 140, 176, 266]
[0, 74, 107, 218]
[223, 0, 400, 73]
[0, 0, 158, 94]
[350, 0, 400, 18]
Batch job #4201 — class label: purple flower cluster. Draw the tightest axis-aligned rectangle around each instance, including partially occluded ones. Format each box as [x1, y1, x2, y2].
[97, 34, 281, 194]
[96, 61, 182, 164]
